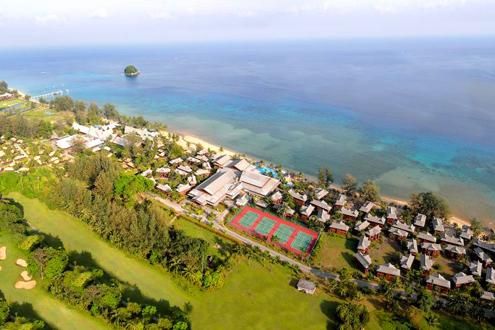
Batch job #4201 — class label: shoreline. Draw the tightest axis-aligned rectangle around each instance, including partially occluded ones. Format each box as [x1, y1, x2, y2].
[173, 130, 472, 228]
[11, 85, 474, 228]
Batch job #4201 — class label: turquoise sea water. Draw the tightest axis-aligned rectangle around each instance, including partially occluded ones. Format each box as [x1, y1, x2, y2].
[1, 38, 494, 225]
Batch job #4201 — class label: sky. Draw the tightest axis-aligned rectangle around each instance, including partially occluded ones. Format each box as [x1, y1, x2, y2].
[1, 0, 495, 47]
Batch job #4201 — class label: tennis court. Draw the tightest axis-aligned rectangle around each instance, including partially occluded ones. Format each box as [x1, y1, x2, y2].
[273, 224, 294, 244]
[254, 217, 276, 236]
[238, 211, 260, 228]
[230, 206, 319, 257]
[291, 232, 315, 253]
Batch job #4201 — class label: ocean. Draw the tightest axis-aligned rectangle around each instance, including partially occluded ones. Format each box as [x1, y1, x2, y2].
[1, 38, 494, 226]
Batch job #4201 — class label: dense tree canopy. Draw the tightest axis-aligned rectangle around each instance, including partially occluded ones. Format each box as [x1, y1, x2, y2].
[124, 65, 139, 77]
[409, 192, 449, 219]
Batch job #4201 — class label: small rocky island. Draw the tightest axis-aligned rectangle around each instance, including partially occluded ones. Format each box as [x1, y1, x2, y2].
[124, 65, 140, 77]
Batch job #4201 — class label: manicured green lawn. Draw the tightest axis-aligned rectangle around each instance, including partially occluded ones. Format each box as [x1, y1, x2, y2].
[313, 233, 358, 271]
[369, 238, 401, 265]
[0, 231, 109, 330]
[172, 217, 225, 257]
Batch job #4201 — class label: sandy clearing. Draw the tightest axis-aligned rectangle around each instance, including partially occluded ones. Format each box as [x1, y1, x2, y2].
[16, 258, 28, 267]
[0, 246, 6, 260]
[15, 280, 37, 290]
[21, 270, 32, 281]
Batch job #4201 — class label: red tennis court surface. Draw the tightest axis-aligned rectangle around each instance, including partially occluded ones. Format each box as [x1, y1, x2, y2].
[230, 206, 319, 256]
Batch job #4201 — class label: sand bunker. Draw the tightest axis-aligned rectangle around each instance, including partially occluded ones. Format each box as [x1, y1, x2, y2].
[0, 246, 6, 260]
[15, 280, 36, 290]
[16, 259, 28, 267]
[20, 270, 32, 281]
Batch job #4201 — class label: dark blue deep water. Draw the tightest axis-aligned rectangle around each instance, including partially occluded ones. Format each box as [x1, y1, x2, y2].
[1, 38, 495, 224]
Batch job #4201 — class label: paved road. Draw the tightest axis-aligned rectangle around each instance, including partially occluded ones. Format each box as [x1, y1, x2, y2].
[149, 195, 387, 287]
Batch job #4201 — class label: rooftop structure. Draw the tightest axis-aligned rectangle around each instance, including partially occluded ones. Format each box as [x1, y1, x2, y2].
[420, 254, 433, 272]
[407, 238, 419, 255]
[432, 217, 445, 232]
[310, 199, 332, 212]
[355, 252, 372, 270]
[452, 272, 475, 287]
[440, 233, 464, 247]
[314, 188, 329, 200]
[297, 279, 316, 295]
[427, 274, 451, 289]
[417, 232, 437, 243]
[365, 214, 385, 226]
[401, 254, 415, 270]
[354, 220, 370, 232]
[486, 267, 495, 285]
[377, 263, 401, 277]
[414, 214, 427, 227]
[469, 261, 482, 277]
[359, 201, 375, 213]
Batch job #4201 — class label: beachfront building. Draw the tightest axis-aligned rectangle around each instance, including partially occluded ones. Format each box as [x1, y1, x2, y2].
[334, 194, 346, 210]
[432, 217, 445, 233]
[124, 125, 159, 140]
[300, 204, 315, 221]
[329, 221, 350, 236]
[443, 245, 466, 260]
[426, 274, 451, 293]
[213, 154, 232, 168]
[359, 201, 375, 214]
[452, 272, 475, 288]
[377, 263, 401, 281]
[56, 135, 104, 150]
[314, 188, 329, 200]
[474, 247, 493, 267]
[421, 243, 442, 257]
[460, 225, 474, 241]
[239, 170, 280, 196]
[420, 254, 433, 275]
[440, 233, 464, 247]
[354, 220, 370, 233]
[310, 199, 332, 213]
[386, 206, 398, 225]
[392, 221, 415, 234]
[0, 92, 14, 100]
[414, 213, 427, 228]
[357, 236, 371, 254]
[389, 227, 409, 241]
[355, 252, 372, 274]
[417, 232, 437, 244]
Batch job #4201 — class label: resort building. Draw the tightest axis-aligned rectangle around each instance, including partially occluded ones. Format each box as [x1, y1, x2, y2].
[357, 236, 371, 254]
[414, 214, 427, 228]
[124, 126, 159, 140]
[452, 272, 475, 288]
[386, 206, 398, 224]
[432, 217, 445, 233]
[366, 225, 382, 241]
[334, 194, 346, 210]
[316, 209, 330, 223]
[340, 207, 359, 221]
[469, 261, 482, 277]
[392, 221, 415, 234]
[460, 225, 474, 241]
[426, 274, 451, 293]
[314, 188, 329, 200]
[300, 204, 315, 221]
[400, 254, 415, 271]
[310, 199, 332, 213]
[239, 170, 280, 197]
[359, 201, 375, 214]
[421, 243, 442, 257]
[355, 252, 372, 274]
[270, 191, 283, 205]
[407, 238, 419, 255]
[297, 279, 316, 295]
[377, 263, 401, 281]
[420, 254, 433, 275]
[486, 267, 495, 285]
[474, 247, 493, 267]
[354, 220, 370, 233]
[213, 154, 232, 168]
[388, 227, 409, 241]
[365, 214, 386, 227]
[289, 189, 308, 206]
[176, 183, 192, 195]
[329, 221, 350, 236]
[156, 183, 171, 193]
[481, 291, 495, 303]
[443, 245, 466, 259]
[440, 233, 464, 247]
[417, 232, 437, 244]
[155, 167, 171, 177]
[188, 169, 238, 206]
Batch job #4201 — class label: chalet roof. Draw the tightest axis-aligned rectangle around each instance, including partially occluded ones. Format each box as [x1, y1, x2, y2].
[420, 254, 433, 271]
[470, 261, 483, 276]
[473, 239, 495, 254]
[240, 170, 280, 196]
[354, 221, 370, 232]
[230, 158, 251, 171]
[314, 188, 329, 200]
[271, 191, 283, 202]
[474, 247, 493, 264]
[401, 254, 415, 270]
[407, 239, 418, 253]
[357, 236, 371, 250]
[300, 204, 315, 217]
[414, 213, 427, 227]
[214, 154, 232, 167]
[481, 291, 495, 301]
[155, 183, 171, 193]
[355, 252, 372, 269]
[366, 225, 382, 237]
[392, 221, 415, 233]
[176, 183, 192, 193]
[443, 244, 466, 255]
[427, 274, 451, 288]
[377, 263, 401, 277]
[387, 206, 398, 219]
[317, 209, 330, 223]
[330, 221, 350, 232]
[310, 199, 332, 212]
[417, 232, 437, 243]
[421, 242, 442, 252]
[169, 157, 183, 165]
[340, 207, 359, 218]
[486, 267, 495, 285]
[452, 272, 475, 286]
[440, 233, 464, 247]
[460, 226, 473, 240]
[432, 217, 445, 232]
[289, 189, 307, 202]
[389, 227, 409, 238]
[365, 214, 385, 226]
[359, 201, 375, 213]
[297, 279, 316, 291]
[335, 194, 347, 206]
[156, 167, 171, 174]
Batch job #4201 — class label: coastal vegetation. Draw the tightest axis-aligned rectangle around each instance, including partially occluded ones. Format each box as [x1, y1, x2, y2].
[124, 65, 140, 77]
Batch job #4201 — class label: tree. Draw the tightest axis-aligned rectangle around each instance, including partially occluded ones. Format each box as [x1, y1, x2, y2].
[124, 65, 139, 77]
[318, 167, 334, 187]
[103, 103, 119, 120]
[0, 80, 8, 93]
[342, 174, 357, 194]
[336, 302, 369, 330]
[50, 96, 74, 112]
[359, 180, 380, 202]
[409, 192, 449, 219]
[417, 289, 434, 313]
[470, 218, 482, 238]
